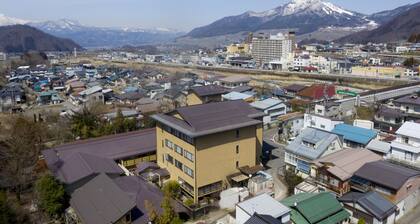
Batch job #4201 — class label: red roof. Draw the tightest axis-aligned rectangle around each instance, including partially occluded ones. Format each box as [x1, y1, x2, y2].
[297, 84, 335, 100]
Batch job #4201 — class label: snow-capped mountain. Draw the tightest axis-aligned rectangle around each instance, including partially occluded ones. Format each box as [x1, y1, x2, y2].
[185, 0, 371, 39]
[0, 14, 28, 26]
[29, 19, 85, 32]
[26, 19, 184, 48]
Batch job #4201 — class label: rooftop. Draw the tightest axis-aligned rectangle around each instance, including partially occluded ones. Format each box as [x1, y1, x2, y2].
[332, 124, 377, 145]
[314, 149, 382, 181]
[286, 128, 341, 160]
[396, 122, 420, 139]
[339, 191, 397, 221]
[394, 95, 420, 106]
[353, 160, 420, 191]
[366, 139, 391, 154]
[152, 100, 264, 138]
[222, 91, 254, 101]
[251, 98, 285, 110]
[190, 85, 228, 97]
[281, 192, 349, 224]
[284, 84, 307, 92]
[42, 128, 156, 166]
[48, 152, 123, 185]
[237, 193, 290, 219]
[70, 174, 136, 224]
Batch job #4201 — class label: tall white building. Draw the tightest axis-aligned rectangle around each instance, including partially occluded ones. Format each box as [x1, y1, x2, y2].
[251, 32, 295, 68]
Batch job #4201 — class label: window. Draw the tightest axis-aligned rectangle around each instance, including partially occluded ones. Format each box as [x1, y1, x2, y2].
[165, 139, 173, 149]
[404, 136, 409, 144]
[236, 145, 239, 154]
[183, 166, 194, 178]
[236, 161, 239, 168]
[175, 145, 183, 155]
[175, 160, 183, 170]
[161, 140, 164, 147]
[184, 150, 194, 162]
[236, 130, 240, 138]
[166, 154, 174, 164]
[320, 124, 326, 129]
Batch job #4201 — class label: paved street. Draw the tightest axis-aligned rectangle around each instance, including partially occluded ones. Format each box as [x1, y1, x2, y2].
[263, 127, 288, 200]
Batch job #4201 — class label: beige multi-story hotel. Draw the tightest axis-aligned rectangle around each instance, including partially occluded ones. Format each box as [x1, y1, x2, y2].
[152, 100, 264, 203]
[251, 32, 295, 67]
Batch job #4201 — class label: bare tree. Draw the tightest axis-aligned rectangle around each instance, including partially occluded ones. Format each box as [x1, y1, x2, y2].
[0, 116, 46, 201]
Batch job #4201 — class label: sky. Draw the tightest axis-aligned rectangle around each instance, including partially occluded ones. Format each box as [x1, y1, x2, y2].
[1, 0, 419, 31]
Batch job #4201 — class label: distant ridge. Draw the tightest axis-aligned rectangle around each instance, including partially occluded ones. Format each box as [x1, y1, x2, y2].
[338, 5, 420, 43]
[0, 25, 82, 53]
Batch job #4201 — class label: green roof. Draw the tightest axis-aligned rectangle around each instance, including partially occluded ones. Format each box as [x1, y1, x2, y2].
[281, 192, 316, 207]
[282, 192, 349, 224]
[317, 210, 350, 224]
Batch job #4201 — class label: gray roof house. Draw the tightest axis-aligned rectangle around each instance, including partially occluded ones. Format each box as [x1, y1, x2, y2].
[49, 152, 123, 187]
[339, 191, 398, 224]
[70, 173, 136, 224]
[351, 160, 420, 218]
[285, 128, 343, 175]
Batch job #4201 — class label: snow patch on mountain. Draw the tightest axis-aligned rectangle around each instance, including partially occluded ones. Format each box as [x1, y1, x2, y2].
[0, 14, 29, 26]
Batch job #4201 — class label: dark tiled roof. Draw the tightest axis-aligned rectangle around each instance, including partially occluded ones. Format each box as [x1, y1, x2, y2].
[377, 106, 405, 118]
[113, 176, 187, 224]
[284, 84, 307, 92]
[152, 100, 264, 137]
[394, 95, 420, 106]
[70, 174, 136, 224]
[190, 85, 228, 97]
[51, 152, 123, 184]
[339, 191, 397, 220]
[354, 161, 420, 191]
[244, 214, 282, 224]
[43, 128, 156, 162]
[230, 85, 253, 93]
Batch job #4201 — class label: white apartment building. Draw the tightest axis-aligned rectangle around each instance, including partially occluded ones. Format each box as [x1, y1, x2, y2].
[389, 122, 420, 167]
[251, 32, 295, 67]
[303, 113, 343, 132]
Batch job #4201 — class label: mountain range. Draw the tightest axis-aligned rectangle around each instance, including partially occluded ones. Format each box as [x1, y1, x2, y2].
[338, 4, 420, 43]
[0, 16, 184, 48]
[0, 25, 81, 53]
[1, 0, 419, 48]
[179, 0, 420, 46]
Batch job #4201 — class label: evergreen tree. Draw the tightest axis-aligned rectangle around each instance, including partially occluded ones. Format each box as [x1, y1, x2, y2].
[35, 175, 67, 218]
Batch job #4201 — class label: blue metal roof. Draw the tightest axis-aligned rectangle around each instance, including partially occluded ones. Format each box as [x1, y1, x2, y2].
[332, 124, 377, 145]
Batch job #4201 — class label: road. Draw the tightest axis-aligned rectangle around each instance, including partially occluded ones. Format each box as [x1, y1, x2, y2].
[263, 127, 288, 200]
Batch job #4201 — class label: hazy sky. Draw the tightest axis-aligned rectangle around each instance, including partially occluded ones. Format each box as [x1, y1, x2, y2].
[1, 0, 419, 31]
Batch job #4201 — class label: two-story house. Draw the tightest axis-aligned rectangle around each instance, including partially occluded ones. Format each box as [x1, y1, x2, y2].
[285, 128, 343, 177]
[152, 100, 264, 203]
[303, 113, 343, 132]
[394, 95, 420, 121]
[186, 85, 228, 106]
[374, 106, 406, 133]
[389, 122, 420, 167]
[351, 161, 420, 220]
[251, 98, 288, 126]
[312, 149, 382, 196]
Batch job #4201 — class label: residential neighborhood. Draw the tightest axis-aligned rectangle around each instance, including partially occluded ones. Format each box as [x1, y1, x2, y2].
[1, 0, 420, 224]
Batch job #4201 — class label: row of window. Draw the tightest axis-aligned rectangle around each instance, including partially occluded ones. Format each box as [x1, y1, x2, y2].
[165, 154, 194, 178]
[162, 124, 194, 144]
[164, 139, 194, 162]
